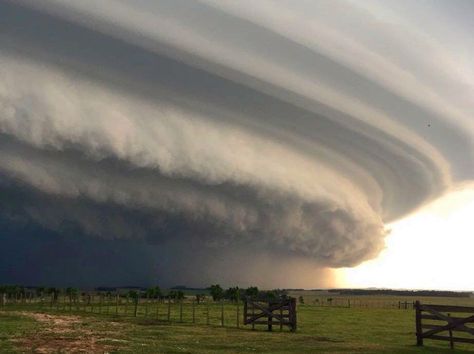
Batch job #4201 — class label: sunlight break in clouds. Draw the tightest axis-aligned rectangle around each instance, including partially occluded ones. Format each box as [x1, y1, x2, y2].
[341, 185, 474, 291]
[0, 0, 472, 287]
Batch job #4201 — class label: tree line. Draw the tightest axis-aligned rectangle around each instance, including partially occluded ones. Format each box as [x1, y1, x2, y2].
[0, 284, 289, 302]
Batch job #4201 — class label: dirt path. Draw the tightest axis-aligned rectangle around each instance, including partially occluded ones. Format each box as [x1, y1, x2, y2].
[11, 312, 127, 353]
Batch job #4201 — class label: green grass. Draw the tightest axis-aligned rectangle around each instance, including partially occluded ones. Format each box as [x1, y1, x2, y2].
[1, 301, 474, 353]
[0, 312, 38, 353]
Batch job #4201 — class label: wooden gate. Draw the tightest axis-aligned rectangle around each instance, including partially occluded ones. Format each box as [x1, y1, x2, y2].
[243, 297, 296, 331]
[415, 301, 474, 348]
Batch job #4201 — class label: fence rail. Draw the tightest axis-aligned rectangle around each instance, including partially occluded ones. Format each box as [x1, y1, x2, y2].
[244, 297, 296, 331]
[415, 301, 474, 349]
[0, 293, 250, 329]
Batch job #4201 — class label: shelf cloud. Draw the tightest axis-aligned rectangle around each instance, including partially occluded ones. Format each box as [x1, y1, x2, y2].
[0, 0, 472, 287]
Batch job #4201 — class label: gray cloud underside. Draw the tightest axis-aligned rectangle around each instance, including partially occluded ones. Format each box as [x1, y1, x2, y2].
[0, 0, 472, 285]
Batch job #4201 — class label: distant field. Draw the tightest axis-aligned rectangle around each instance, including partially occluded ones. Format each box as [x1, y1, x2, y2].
[288, 290, 474, 308]
[1, 296, 474, 353]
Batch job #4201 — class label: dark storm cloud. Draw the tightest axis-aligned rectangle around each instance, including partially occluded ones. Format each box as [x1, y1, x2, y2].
[0, 0, 472, 287]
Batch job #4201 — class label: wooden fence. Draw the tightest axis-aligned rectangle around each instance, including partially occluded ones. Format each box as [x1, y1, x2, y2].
[415, 301, 474, 349]
[310, 298, 415, 309]
[244, 297, 296, 332]
[0, 293, 249, 329]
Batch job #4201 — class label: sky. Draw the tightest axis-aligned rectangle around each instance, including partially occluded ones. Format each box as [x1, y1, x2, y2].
[0, 0, 472, 289]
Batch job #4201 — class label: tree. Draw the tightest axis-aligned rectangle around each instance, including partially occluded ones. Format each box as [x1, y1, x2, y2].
[224, 287, 240, 302]
[46, 287, 59, 301]
[128, 290, 139, 300]
[208, 284, 224, 301]
[244, 286, 259, 299]
[146, 286, 162, 299]
[168, 290, 184, 301]
[35, 287, 46, 297]
[195, 293, 206, 304]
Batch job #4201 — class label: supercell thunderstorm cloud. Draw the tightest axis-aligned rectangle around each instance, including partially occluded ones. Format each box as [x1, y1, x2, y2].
[0, 0, 473, 287]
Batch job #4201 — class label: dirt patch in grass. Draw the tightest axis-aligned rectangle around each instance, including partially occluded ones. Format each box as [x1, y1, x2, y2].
[11, 312, 126, 353]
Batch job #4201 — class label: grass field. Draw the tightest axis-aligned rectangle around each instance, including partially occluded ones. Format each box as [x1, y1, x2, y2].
[1, 296, 474, 353]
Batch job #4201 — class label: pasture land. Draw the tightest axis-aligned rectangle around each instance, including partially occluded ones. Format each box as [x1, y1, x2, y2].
[1, 295, 474, 353]
[288, 290, 474, 308]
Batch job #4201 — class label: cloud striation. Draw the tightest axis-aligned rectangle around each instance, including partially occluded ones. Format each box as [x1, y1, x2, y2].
[0, 0, 472, 287]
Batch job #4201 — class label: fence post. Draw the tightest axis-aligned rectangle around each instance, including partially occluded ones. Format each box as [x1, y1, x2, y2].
[192, 300, 195, 324]
[156, 299, 160, 319]
[206, 301, 210, 325]
[252, 302, 255, 330]
[179, 300, 183, 322]
[415, 301, 423, 346]
[279, 305, 283, 331]
[134, 296, 138, 317]
[145, 297, 148, 318]
[167, 298, 171, 322]
[267, 300, 272, 332]
[221, 300, 224, 327]
[99, 294, 103, 313]
[448, 313, 454, 349]
[290, 298, 297, 332]
[236, 301, 240, 328]
[115, 294, 119, 315]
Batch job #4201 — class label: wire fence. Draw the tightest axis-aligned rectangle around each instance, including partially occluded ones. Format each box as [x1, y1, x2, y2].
[0, 293, 247, 328]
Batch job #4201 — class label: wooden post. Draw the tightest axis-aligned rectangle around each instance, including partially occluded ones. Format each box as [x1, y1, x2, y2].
[206, 301, 210, 325]
[236, 301, 240, 328]
[290, 298, 297, 332]
[415, 301, 423, 346]
[221, 300, 224, 327]
[279, 305, 283, 331]
[167, 298, 171, 322]
[448, 313, 454, 349]
[99, 294, 104, 313]
[156, 299, 160, 319]
[192, 300, 196, 324]
[125, 295, 129, 315]
[115, 294, 119, 315]
[145, 298, 148, 317]
[348, 299, 351, 308]
[267, 300, 273, 332]
[179, 300, 183, 322]
[134, 296, 138, 317]
[251, 302, 255, 330]
[243, 300, 247, 325]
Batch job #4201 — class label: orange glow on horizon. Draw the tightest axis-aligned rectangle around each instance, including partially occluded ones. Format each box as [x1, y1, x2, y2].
[337, 184, 474, 291]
